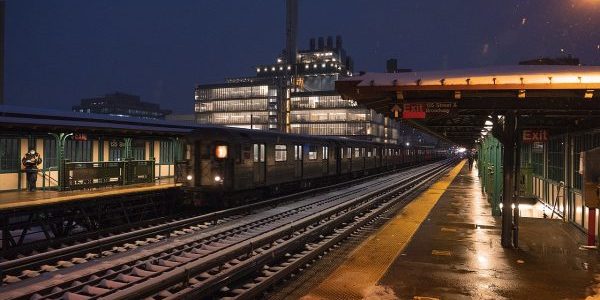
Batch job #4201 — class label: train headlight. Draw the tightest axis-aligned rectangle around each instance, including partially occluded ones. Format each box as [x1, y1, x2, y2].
[186, 175, 193, 181]
[214, 175, 222, 182]
[215, 145, 228, 159]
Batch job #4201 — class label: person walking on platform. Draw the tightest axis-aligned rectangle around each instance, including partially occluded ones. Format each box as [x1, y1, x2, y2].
[467, 150, 474, 171]
[22, 148, 42, 192]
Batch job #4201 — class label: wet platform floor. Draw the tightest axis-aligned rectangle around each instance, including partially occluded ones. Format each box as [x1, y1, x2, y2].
[378, 165, 599, 300]
[299, 163, 600, 300]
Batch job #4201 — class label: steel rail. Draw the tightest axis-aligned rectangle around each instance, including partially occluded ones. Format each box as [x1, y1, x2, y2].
[103, 160, 455, 300]
[0, 163, 442, 299]
[0, 161, 430, 282]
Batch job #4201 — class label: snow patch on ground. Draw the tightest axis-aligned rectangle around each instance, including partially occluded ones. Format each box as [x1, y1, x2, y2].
[362, 285, 399, 300]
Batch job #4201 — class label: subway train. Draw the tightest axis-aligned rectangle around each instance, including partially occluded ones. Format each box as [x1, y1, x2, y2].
[176, 126, 446, 207]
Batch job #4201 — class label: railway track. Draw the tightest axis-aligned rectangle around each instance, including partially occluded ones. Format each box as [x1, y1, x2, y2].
[0, 159, 455, 300]
[0, 162, 425, 283]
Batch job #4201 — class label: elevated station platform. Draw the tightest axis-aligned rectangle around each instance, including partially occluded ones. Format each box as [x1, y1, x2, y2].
[0, 179, 184, 251]
[298, 162, 598, 300]
[0, 178, 181, 212]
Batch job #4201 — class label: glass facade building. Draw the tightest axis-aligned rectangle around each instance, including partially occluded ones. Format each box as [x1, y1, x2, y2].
[194, 36, 401, 143]
[195, 79, 280, 130]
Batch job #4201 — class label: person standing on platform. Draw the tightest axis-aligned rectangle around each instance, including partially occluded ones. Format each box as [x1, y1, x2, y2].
[22, 148, 42, 192]
[467, 150, 474, 171]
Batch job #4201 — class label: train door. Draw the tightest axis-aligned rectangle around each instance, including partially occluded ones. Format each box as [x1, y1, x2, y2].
[321, 145, 329, 175]
[253, 143, 266, 185]
[294, 144, 303, 178]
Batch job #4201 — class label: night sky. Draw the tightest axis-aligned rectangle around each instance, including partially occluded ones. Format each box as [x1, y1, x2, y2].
[5, 0, 600, 113]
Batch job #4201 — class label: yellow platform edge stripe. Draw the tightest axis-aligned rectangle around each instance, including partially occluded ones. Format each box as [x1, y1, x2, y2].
[0, 183, 183, 211]
[302, 160, 466, 300]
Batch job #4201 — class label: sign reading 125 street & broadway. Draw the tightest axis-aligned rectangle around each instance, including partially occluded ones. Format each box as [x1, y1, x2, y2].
[401, 102, 457, 119]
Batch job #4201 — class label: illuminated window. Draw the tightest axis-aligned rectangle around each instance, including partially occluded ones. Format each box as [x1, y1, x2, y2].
[322, 146, 329, 160]
[0, 138, 20, 172]
[275, 145, 287, 162]
[294, 145, 303, 160]
[308, 145, 318, 160]
[355, 148, 360, 158]
[253, 144, 259, 162]
[252, 144, 265, 162]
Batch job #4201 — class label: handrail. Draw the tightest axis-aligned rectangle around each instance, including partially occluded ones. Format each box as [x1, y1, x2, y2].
[62, 159, 155, 191]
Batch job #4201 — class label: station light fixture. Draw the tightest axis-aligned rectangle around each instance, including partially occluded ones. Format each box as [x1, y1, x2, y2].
[454, 91, 461, 100]
[585, 89, 595, 99]
[186, 175, 193, 181]
[484, 120, 493, 131]
[287, 65, 291, 70]
[271, 67, 276, 71]
[518, 89, 526, 99]
[256, 68, 261, 72]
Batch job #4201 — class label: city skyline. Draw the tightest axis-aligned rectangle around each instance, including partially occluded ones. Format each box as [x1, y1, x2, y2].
[5, 0, 600, 113]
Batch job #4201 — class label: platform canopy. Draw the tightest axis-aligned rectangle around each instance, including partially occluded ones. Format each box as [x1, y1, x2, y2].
[336, 65, 600, 146]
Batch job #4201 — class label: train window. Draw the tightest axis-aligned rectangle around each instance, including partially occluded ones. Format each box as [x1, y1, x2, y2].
[367, 150, 372, 157]
[361, 148, 366, 157]
[347, 147, 352, 159]
[373, 148, 377, 157]
[243, 145, 252, 160]
[308, 145, 318, 160]
[294, 145, 302, 160]
[275, 145, 287, 162]
[354, 148, 360, 158]
[253, 144, 259, 162]
[235, 144, 242, 163]
[340, 148, 344, 159]
[253, 144, 265, 162]
[322, 146, 329, 160]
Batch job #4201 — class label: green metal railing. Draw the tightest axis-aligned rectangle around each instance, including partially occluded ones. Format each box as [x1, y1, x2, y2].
[478, 135, 503, 216]
[62, 159, 155, 190]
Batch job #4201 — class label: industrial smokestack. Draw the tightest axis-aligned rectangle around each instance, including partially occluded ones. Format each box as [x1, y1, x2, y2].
[309, 38, 315, 51]
[285, 0, 298, 64]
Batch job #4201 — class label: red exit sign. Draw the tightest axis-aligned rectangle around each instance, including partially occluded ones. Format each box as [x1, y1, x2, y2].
[522, 129, 548, 143]
[402, 103, 426, 119]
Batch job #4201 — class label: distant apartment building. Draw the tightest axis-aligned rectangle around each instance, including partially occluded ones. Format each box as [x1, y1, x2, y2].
[73, 92, 171, 120]
[195, 36, 400, 143]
